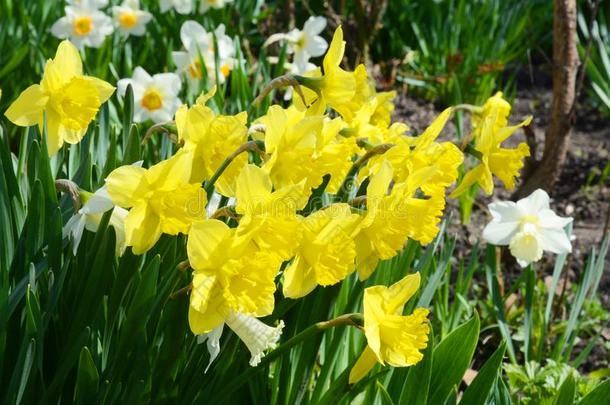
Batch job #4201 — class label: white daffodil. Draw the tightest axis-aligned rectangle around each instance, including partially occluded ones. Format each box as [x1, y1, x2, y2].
[159, 0, 193, 15]
[197, 312, 284, 370]
[199, 0, 233, 13]
[483, 189, 573, 267]
[117, 67, 182, 123]
[172, 21, 236, 88]
[51, 3, 114, 49]
[284, 16, 328, 68]
[63, 186, 128, 256]
[112, 0, 152, 37]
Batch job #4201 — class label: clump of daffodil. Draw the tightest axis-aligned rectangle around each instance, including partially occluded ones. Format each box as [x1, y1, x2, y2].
[105, 151, 206, 254]
[5, 40, 114, 156]
[187, 218, 282, 334]
[355, 161, 446, 280]
[176, 87, 249, 196]
[349, 272, 430, 384]
[451, 92, 532, 197]
[283, 203, 361, 299]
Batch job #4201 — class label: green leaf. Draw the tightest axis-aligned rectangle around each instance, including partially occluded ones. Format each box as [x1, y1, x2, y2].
[74, 346, 99, 403]
[553, 373, 575, 405]
[460, 342, 506, 405]
[579, 378, 610, 405]
[428, 314, 480, 405]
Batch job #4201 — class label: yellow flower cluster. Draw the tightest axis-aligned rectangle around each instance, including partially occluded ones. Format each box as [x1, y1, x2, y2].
[3, 28, 532, 378]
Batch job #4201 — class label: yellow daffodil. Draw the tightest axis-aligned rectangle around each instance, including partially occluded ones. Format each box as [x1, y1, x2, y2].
[451, 93, 532, 197]
[355, 161, 445, 279]
[176, 87, 249, 196]
[256, 105, 357, 198]
[349, 272, 430, 384]
[187, 219, 282, 334]
[233, 164, 306, 262]
[5, 40, 114, 156]
[105, 151, 206, 254]
[283, 203, 361, 298]
[293, 26, 356, 116]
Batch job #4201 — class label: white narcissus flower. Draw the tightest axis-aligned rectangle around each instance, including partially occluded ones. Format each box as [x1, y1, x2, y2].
[63, 186, 128, 256]
[285, 16, 328, 68]
[197, 312, 284, 370]
[199, 0, 233, 13]
[159, 0, 193, 15]
[483, 189, 573, 267]
[117, 67, 182, 123]
[51, 3, 114, 49]
[112, 0, 152, 37]
[172, 21, 236, 88]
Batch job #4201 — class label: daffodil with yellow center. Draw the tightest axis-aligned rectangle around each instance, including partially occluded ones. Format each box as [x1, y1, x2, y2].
[140, 88, 163, 111]
[233, 165, 307, 262]
[293, 26, 357, 116]
[355, 161, 446, 279]
[283, 203, 361, 299]
[176, 88, 248, 196]
[349, 272, 430, 384]
[5, 40, 114, 156]
[118, 11, 138, 29]
[366, 108, 463, 197]
[105, 151, 206, 254]
[187, 218, 282, 334]
[451, 93, 532, 197]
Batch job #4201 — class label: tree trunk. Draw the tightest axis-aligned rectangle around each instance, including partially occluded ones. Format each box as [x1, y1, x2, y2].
[514, 0, 579, 199]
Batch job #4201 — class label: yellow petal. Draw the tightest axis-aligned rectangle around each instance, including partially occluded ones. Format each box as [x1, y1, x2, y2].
[124, 201, 162, 255]
[41, 41, 83, 92]
[323, 26, 345, 72]
[282, 256, 317, 299]
[84, 76, 115, 103]
[44, 109, 64, 157]
[449, 164, 490, 198]
[4, 84, 48, 127]
[187, 219, 232, 270]
[189, 273, 227, 334]
[385, 272, 421, 315]
[349, 346, 378, 384]
[415, 107, 453, 148]
[235, 165, 272, 214]
[105, 164, 147, 207]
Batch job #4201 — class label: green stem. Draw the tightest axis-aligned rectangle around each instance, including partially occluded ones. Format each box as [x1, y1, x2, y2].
[463, 143, 483, 161]
[213, 313, 363, 400]
[336, 143, 393, 202]
[203, 140, 265, 199]
[523, 264, 535, 362]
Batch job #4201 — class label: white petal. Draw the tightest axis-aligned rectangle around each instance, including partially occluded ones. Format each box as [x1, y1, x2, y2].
[117, 78, 132, 97]
[487, 200, 520, 222]
[181, 20, 209, 53]
[303, 16, 326, 36]
[154, 73, 182, 96]
[538, 209, 572, 230]
[482, 221, 520, 246]
[198, 324, 224, 373]
[305, 36, 328, 58]
[509, 231, 543, 266]
[517, 188, 550, 215]
[50, 17, 72, 39]
[539, 228, 572, 254]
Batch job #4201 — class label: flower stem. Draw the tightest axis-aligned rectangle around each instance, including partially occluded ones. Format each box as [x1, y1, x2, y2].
[336, 143, 393, 202]
[203, 140, 265, 199]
